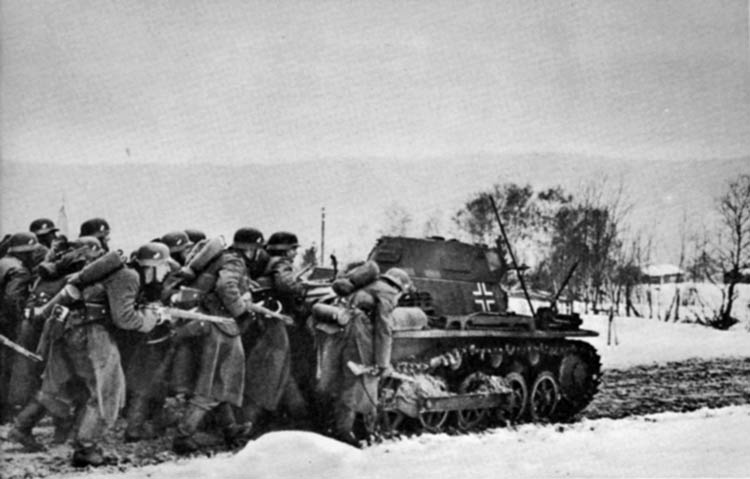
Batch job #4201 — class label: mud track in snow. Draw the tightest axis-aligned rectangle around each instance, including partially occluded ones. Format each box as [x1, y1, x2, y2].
[3, 356, 750, 478]
[583, 357, 750, 420]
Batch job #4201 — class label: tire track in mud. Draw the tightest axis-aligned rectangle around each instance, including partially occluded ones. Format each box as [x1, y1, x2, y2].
[4, 357, 750, 478]
[583, 357, 750, 420]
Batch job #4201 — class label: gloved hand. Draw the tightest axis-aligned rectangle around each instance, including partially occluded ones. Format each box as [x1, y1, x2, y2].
[155, 306, 172, 325]
[374, 365, 395, 378]
[176, 266, 196, 281]
[235, 311, 256, 333]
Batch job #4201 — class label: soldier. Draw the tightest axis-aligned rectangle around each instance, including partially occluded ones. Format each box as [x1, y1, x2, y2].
[0, 233, 40, 423]
[13, 242, 167, 466]
[160, 230, 193, 267]
[29, 218, 62, 255]
[8, 237, 104, 449]
[332, 267, 413, 446]
[231, 228, 297, 433]
[79, 218, 111, 252]
[259, 232, 312, 426]
[163, 236, 252, 454]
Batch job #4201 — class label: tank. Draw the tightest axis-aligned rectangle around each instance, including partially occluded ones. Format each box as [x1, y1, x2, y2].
[310, 235, 601, 437]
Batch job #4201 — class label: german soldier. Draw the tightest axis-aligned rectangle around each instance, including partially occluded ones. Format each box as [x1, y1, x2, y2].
[79, 218, 111, 252]
[0, 233, 40, 422]
[164, 236, 251, 454]
[8, 236, 104, 450]
[21, 243, 166, 466]
[258, 232, 312, 426]
[332, 266, 413, 446]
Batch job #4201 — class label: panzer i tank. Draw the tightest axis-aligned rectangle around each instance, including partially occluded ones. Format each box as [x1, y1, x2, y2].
[308, 235, 601, 437]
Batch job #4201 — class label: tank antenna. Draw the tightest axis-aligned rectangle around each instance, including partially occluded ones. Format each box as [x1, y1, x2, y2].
[487, 195, 536, 317]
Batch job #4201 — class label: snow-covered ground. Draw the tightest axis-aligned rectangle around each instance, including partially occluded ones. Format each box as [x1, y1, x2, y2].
[581, 314, 750, 369]
[49, 301, 750, 479]
[61, 406, 750, 479]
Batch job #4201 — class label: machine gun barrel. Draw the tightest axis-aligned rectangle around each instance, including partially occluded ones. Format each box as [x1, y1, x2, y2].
[0, 333, 43, 362]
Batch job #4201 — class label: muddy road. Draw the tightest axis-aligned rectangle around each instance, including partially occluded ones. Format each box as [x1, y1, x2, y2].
[584, 357, 750, 419]
[3, 356, 750, 478]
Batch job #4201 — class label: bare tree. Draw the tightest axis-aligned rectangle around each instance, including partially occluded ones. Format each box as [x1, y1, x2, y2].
[379, 202, 414, 236]
[714, 174, 750, 328]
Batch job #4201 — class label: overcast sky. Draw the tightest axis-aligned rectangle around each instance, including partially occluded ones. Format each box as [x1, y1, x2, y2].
[1, 0, 748, 165]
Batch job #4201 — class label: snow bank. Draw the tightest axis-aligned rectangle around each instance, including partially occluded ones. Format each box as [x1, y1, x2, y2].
[581, 314, 750, 369]
[78, 406, 750, 479]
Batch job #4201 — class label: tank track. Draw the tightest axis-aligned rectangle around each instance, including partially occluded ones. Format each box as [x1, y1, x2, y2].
[371, 338, 602, 437]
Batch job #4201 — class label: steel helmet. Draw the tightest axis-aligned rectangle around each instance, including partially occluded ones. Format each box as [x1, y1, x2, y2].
[80, 218, 110, 239]
[381, 267, 414, 293]
[160, 231, 193, 253]
[184, 229, 207, 243]
[134, 242, 170, 267]
[29, 218, 59, 236]
[7, 232, 39, 253]
[265, 231, 299, 252]
[232, 227, 264, 250]
[71, 235, 102, 250]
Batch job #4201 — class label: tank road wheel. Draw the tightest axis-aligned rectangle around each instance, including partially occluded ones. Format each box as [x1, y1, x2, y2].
[456, 372, 491, 431]
[529, 371, 560, 422]
[556, 344, 602, 421]
[418, 410, 449, 433]
[503, 372, 529, 423]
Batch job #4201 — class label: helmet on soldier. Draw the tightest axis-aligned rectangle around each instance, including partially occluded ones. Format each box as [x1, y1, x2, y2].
[265, 232, 299, 252]
[160, 231, 193, 254]
[80, 218, 110, 239]
[134, 242, 170, 267]
[29, 218, 59, 236]
[184, 229, 206, 244]
[7, 232, 39, 253]
[232, 227, 264, 251]
[71, 236, 103, 261]
[381, 267, 414, 294]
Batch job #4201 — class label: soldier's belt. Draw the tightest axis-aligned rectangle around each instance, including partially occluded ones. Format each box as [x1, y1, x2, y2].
[84, 303, 108, 321]
[64, 303, 107, 328]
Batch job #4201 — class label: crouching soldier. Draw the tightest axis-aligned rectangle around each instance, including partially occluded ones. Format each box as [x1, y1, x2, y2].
[326, 265, 413, 446]
[13, 243, 167, 467]
[162, 236, 251, 454]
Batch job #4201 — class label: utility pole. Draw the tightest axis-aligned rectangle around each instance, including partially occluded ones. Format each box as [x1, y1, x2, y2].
[320, 207, 326, 265]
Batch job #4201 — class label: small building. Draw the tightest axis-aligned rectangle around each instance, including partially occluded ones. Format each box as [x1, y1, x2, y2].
[642, 264, 684, 284]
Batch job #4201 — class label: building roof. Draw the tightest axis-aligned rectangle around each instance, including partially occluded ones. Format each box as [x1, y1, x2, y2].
[642, 264, 684, 277]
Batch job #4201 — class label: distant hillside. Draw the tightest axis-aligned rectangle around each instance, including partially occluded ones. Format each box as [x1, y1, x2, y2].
[1, 154, 748, 263]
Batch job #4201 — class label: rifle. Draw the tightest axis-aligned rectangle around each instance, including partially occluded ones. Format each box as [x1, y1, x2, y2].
[0, 334, 43, 362]
[346, 360, 416, 383]
[150, 302, 295, 328]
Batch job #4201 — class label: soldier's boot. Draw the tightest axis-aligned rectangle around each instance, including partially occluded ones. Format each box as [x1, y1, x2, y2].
[71, 442, 105, 468]
[52, 414, 75, 444]
[332, 405, 360, 448]
[71, 403, 111, 467]
[217, 402, 253, 448]
[172, 405, 208, 455]
[124, 396, 152, 443]
[8, 399, 47, 452]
